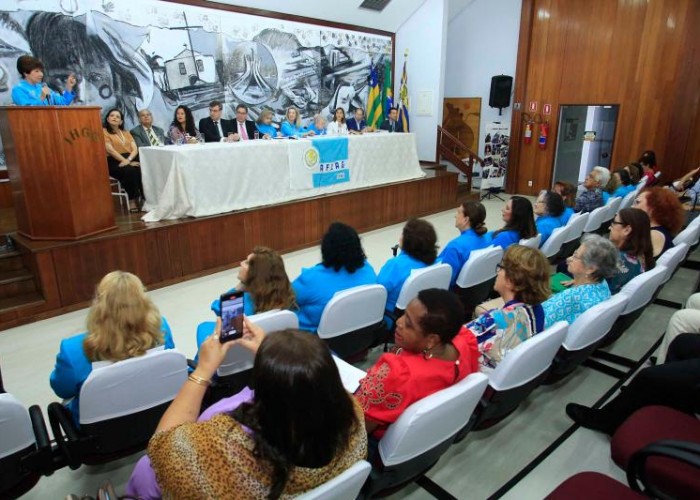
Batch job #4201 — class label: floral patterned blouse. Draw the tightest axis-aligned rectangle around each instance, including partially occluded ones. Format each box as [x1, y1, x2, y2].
[542, 280, 611, 328]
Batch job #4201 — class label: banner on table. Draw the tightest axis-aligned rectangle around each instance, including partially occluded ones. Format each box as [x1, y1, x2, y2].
[289, 137, 350, 190]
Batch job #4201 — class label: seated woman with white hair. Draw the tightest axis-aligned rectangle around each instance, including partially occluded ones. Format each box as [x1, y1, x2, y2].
[575, 166, 610, 213]
[542, 234, 619, 327]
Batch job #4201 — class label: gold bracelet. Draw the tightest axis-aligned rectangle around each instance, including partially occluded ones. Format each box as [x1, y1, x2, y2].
[188, 374, 211, 386]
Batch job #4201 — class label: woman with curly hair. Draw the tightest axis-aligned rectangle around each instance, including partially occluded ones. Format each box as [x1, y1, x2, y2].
[293, 222, 377, 331]
[490, 196, 537, 249]
[634, 187, 685, 257]
[168, 105, 199, 144]
[378, 218, 438, 314]
[439, 201, 491, 288]
[50, 271, 174, 424]
[196, 247, 296, 352]
[467, 245, 551, 368]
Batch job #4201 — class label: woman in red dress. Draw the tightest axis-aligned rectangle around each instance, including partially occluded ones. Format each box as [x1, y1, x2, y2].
[355, 288, 480, 439]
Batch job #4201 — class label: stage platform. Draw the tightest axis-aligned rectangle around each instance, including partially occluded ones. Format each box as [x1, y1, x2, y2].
[0, 169, 460, 331]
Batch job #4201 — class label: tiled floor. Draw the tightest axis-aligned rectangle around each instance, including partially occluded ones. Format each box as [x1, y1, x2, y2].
[1, 197, 694, 499]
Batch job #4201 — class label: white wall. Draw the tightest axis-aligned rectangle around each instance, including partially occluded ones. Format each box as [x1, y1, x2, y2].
[445, 0, 522, 156]
[395, 0, 449, 162]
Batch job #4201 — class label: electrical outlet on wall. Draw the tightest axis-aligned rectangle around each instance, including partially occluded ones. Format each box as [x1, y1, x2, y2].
[528, 180, 533, 187]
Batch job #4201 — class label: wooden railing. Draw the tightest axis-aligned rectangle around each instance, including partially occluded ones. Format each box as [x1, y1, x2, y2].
[435, 125, 484, 191]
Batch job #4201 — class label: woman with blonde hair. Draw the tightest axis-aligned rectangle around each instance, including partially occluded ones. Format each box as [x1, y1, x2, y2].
[50, 271, 175, 424]
[255, 109, 281, 139]
[280, 106, 315, 138]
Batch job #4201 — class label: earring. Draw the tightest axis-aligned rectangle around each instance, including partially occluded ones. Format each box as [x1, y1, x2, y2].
[422, 347, 434, 360]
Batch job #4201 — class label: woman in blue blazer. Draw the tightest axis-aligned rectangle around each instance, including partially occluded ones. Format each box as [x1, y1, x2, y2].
[489, 196, 537, 249]
[534, 190, 566, 245]
[50, 271, 175, 424]
[293, 223, 377, 332]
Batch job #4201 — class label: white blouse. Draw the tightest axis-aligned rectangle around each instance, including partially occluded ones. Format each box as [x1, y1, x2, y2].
[326, 121, 348, 136]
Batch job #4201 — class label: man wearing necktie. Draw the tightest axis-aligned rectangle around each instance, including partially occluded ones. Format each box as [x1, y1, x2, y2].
[130, 109, 167, 147]
[198, 101, 235, 142]
[379, 107, 402, 133]
[229, 104, 258, 141]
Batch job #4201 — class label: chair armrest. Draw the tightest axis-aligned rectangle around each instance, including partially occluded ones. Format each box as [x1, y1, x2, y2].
[627, 439, 700, 496]
[47, 402, 81, 470]
[20, 405, 57, 476]
[29, 405, 51, 450]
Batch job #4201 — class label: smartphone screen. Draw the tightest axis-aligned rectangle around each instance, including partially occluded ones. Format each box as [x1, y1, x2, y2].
[219, 291, 245, 343]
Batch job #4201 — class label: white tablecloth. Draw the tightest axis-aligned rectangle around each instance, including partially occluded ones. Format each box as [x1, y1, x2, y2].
[139, 133, 424, 221]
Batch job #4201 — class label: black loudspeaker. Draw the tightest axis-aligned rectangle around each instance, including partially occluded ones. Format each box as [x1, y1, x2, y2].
[489, 75, 513, 110]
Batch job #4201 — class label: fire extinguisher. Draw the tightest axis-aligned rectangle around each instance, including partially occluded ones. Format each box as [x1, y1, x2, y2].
[538, 122, 549, 149]
[524, 122, 533, 145]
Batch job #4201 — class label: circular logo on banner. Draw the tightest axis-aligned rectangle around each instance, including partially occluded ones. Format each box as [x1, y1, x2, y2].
[304, 147, 320, 169]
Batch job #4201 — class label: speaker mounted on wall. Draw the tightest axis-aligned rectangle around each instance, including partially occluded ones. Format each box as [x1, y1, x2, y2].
[489, 75, 513, 115]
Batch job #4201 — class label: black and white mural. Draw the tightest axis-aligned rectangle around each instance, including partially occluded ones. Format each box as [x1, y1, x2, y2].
[0, 0, 393, 167]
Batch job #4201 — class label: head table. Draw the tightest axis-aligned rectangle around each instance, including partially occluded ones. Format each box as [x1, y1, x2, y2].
[139, 133, 425, 222]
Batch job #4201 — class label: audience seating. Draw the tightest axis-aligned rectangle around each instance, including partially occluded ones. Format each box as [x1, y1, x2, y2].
[199, 310, 299, 401]
[109, 177, 129, 212]
[619, 189, 637, 211]
[674, 219, 700, 249]
[394, 263, 452, 315]
[519, 234, 542, 249]
[298, 460, 372, 500]
[453, 246, 503, 318]
[611, 406, 700, 499]
[317, 284, 387, 361]
[361, 372, 488, 497]
[48, 349, 188, 468]
[656, 243, 690, 288]
[599, 265, 668, 347]
[559, 212, 588, 259]
[540, 225, 569, 263]
[0, 392, 55, 499]
[546, 438, 700, 499]
[545, 293, 629, 382]
[582, 205, 608, 234]
[455, 321, 568, 438]
[600, 197, 622, 232]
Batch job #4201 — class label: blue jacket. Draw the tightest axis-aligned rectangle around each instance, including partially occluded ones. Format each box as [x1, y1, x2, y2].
[346, 117, 366, 132]
[489, 229, 520, 250]
[255, 122, 279, 138]
[280, 121, 307, 137]
[12, 79, 75, 106]
[292, 261, 377, 332]
[377, 252, 431, 313]
[560, 207, 575, 225]
[49, 317, 175, 424]
[438, 229, 491, 288]
[536, 215, 564, 245]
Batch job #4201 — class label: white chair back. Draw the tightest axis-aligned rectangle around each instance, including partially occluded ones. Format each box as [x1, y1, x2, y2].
[656, 243, 689, 285]
[563, 293, 628, 351]
[217, 310, 298, 377]
[0, 394, 34, 460]
[519, 234, 542, 249]
[488, 321, 568, 391]
[540, 225, 569, 259]
[619, 189, 637, 210]
[582, 206, 608, 233]
[378, 372, 488, 466]
[654, 171, 662, 179]
[317, 285, 387, 339]
[563, 212, 588, 243]
[395, 263, 452, 310]
[618, 264, 667, 315]
[673, 223, 700, 248]
[455, 246, 503, 288]
[636, 178, 648, 190]
[297, 460, 371, 500]
[605, 197, 623, 220]
[79, 350, 188, 425]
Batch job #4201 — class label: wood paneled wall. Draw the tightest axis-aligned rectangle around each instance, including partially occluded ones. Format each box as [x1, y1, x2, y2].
[507, 0, 700, 195]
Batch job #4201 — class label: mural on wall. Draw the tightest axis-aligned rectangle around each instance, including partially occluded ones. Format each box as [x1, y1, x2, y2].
[441, 97, 481, 157]
[0, 0, 393, 167]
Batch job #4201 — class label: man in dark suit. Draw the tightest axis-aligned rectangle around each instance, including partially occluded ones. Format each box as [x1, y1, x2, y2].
[379, 107, 402, 133]
[230, 104, 258, 141]
[130, 109, 167, 147]
[346, 108, 368, 134]
[198, 101, 236, 142]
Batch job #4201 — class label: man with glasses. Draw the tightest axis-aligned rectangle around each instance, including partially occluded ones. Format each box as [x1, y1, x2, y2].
[229, 104, 258, 141]
[131, 109, 167, 147]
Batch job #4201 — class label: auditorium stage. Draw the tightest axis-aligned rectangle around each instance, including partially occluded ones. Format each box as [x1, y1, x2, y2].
[0, 169, 460, 331]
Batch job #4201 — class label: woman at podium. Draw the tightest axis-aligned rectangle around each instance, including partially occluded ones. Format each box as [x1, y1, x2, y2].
[103, 107, 143, 212]
[11, 55, 76, 106]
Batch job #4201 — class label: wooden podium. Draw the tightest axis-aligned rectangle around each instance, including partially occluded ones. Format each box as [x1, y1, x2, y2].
[0, 106, 116, 240]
